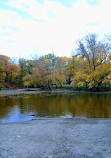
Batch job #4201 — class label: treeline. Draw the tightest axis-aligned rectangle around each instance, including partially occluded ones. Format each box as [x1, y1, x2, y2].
[0, 34, 111, 91]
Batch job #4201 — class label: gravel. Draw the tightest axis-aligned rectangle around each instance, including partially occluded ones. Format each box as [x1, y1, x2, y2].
[0, 118, 111, 158]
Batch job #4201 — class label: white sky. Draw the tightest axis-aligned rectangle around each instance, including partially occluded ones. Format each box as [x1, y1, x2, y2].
[0, 0, 111, 59]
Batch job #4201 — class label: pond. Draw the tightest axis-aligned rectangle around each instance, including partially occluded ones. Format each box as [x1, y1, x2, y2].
[0, 93, 111, 123]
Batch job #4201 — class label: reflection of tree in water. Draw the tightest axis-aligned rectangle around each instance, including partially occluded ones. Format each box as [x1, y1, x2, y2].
[16, 93, 111, 118]
[0, 93, 111, 119]
[68, 94, 111, 118]
[21, 94, 69, 117]
[0, 96, 16, 118]
[17, 96, 34, 114]
[18, 97, 26, 114]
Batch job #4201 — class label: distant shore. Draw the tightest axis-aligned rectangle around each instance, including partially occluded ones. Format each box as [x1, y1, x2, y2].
[0, 88, 111, 97]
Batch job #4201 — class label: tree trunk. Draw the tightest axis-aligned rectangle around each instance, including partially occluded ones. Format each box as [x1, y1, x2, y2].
[55, 84, 57, 88]
[85, 82, 88, 90]
[96, 82, 102, 91]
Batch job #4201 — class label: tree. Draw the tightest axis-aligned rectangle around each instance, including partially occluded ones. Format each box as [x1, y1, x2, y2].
[71, 34, 111, 90]
[23, 67, 42, 87]
[0, 55, 19, 87]
[18, 58, 35, 86]
[49, 67, 67, 87]
[76, 34, 109, 71]
[23, 54, 70, 89]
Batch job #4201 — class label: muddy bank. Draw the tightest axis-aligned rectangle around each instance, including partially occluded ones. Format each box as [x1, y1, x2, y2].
[0, 118, 111, 158]
[0, 88, 41, 97]
[0, 88, 111, 97]
[0, 88, 76, 97]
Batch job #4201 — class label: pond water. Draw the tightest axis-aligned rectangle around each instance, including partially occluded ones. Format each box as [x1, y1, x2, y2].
[0, 93, 111, 123]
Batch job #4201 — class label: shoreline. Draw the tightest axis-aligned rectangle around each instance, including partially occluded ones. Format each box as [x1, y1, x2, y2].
[1, 118, 111, 158]
[0, 88, 111, 97]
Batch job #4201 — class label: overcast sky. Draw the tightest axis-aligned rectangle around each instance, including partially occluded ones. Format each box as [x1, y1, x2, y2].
[0, 0, 111, 59]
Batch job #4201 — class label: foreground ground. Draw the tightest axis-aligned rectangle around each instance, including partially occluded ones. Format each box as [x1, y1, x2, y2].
[0, 118, 111, 158]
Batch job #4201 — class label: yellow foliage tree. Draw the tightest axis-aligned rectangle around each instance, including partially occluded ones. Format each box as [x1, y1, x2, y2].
[49, 67, 67, 87]
[23, 67, 42, 87]
[71, 34, 111, 90]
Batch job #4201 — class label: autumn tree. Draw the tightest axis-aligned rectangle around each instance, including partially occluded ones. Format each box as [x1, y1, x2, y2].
[71, 34, 111, 90]
[18, 58, 35, 86]
[0, 55, 19, 87]
[23, 54, 70, 88]
[34, 55, 69, 88]
[49, 67, 67, 87]
[23, 67, 42, 87]
[39, 53, 56, 69]
[23, 55, 51, 89]
[76, 34, 109, 71]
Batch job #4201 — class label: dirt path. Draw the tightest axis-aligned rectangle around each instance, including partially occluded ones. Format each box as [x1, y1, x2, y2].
[0, 118, 111, 158]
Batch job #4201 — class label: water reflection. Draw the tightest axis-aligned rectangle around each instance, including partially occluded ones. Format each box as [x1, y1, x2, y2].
[1, 106, 36, 123]
[0, 93, 111, 123]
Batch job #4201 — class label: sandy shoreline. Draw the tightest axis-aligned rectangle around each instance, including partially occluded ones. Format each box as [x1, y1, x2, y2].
[0, 118, 111, 158]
